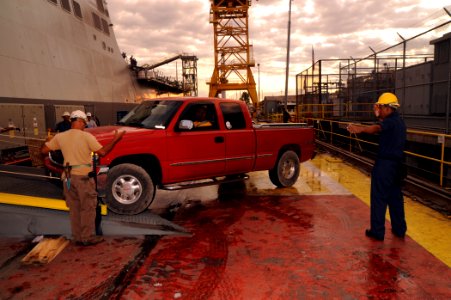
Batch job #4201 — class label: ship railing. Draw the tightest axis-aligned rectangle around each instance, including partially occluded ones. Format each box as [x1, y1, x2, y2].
[286, 117, 450, 189]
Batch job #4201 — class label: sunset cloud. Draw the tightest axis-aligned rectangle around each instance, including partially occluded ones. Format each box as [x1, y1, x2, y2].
[107, 0, 451, 98]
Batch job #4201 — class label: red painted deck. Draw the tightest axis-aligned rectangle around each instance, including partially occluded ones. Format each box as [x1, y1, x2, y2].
[0, 237, 145, 298]
[121, 194, 451, 299]
[1, 193, 448, 299]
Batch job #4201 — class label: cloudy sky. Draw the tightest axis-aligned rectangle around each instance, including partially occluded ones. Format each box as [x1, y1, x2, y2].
[106, 0, 451, 99]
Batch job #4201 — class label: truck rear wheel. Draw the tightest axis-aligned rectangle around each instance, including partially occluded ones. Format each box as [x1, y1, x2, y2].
[105, 163, 155, 215]
[269, 150, 300, 187]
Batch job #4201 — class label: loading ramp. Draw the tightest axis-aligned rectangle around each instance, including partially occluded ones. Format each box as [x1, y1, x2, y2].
[0, 164, 188, 237]
[0, 204, 188, 237]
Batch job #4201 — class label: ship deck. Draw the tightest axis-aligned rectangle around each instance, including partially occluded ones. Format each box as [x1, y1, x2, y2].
[0, 153, 450, 298]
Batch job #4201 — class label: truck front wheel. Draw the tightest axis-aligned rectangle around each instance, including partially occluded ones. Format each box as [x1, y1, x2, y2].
[269, 150, 300, 187]
[105, 163, 155, 215]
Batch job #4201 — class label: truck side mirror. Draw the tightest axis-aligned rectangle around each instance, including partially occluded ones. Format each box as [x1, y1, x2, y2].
[179, 120, 194, 130]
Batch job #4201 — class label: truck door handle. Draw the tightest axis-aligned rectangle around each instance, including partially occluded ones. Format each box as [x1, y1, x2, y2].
[215, 136, 224, 143]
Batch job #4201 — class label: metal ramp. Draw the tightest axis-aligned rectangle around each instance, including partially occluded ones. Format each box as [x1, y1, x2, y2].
[0, 204, 189, 237]
[0, 165, 189, 237]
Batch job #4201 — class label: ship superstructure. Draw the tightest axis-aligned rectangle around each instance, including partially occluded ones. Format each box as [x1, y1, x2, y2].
[0, 0, 196, 146]
[1, 0, 143, 106]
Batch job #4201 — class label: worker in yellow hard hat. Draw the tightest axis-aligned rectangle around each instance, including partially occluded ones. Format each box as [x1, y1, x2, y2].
[374, 92, 400, 118]
[347, 92, 407, 241]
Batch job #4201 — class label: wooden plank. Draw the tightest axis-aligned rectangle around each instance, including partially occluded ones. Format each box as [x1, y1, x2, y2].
[22, 236, 69, 264]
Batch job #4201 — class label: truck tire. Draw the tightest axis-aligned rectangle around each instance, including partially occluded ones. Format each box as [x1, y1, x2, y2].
[269, 150, 300, 187]
[105, 163, 155, 215]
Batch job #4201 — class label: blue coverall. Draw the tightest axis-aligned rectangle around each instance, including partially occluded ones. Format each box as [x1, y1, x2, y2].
[370, 111, 407, 240]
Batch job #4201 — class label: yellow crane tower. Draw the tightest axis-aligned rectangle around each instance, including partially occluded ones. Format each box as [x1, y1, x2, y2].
[208, 0, 258, 108]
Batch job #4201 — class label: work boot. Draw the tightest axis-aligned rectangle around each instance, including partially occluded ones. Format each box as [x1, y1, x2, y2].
[365, 229, 384, 241]
[391, 229, 405, 239]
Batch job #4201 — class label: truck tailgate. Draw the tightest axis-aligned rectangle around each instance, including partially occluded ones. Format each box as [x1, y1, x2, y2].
[253, 124, 315, 170]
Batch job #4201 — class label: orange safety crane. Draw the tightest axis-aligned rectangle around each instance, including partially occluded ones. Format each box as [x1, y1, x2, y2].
[208, 0, 258, 108]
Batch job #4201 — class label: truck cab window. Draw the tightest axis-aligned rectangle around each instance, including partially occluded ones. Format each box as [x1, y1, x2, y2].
[178, 103, 218, 130]
[220, 102, 246, 130]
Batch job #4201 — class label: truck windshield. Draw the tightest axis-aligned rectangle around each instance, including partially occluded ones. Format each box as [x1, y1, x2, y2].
[118, 100, 182, 129]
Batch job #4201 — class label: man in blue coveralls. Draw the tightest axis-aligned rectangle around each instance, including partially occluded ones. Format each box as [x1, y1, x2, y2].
[347, 92, 407, 241]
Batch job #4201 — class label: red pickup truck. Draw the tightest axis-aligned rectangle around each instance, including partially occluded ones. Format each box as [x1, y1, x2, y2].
[46, 97, 315, 215]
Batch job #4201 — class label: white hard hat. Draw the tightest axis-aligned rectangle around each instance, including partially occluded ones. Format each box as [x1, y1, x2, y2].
[86, 112, 92, 117]
[62, 111, 70, 117]
[70, 110, 87, 122]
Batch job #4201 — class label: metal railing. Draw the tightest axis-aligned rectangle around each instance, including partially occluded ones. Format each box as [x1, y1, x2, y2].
[268, 99, 451, 188]
[268, 102, 375, 122]
[295, 117, 451, 188]
[295, 102, 375, 121]
[293, 15, 451, 134]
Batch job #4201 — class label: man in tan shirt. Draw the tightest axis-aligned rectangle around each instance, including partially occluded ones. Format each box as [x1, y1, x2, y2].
[42, 110, 125, 246]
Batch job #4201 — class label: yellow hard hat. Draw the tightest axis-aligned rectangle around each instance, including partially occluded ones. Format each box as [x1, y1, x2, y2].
[376, 93, 400, 108]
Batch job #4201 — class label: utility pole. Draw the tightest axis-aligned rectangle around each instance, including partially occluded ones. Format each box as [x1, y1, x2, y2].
[258, 63, 261, 101]
[284, 0, 293, 109]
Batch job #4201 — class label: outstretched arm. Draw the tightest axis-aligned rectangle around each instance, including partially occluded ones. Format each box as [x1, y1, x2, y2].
[95, 130, 125, 157]
[41, 135, 55, 155]
[347, 123, 381, 135]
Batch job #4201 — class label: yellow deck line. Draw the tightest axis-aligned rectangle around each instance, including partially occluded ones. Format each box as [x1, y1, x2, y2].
[313, 154, 451, 267]
[0, 193, 107, 215]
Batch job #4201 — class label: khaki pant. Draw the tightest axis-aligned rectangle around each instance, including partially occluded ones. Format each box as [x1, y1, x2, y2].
[63, 175, 97, 242]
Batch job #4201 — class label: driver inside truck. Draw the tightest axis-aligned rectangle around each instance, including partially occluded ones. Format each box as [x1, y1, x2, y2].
[193, 105, 213, 128]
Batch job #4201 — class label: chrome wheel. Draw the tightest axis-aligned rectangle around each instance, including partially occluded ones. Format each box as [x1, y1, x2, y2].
[269, 150, 300, 187]
[281, 158, 296, 180]
[112, 175, 143, 205]
[106, 163, 155, 215]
